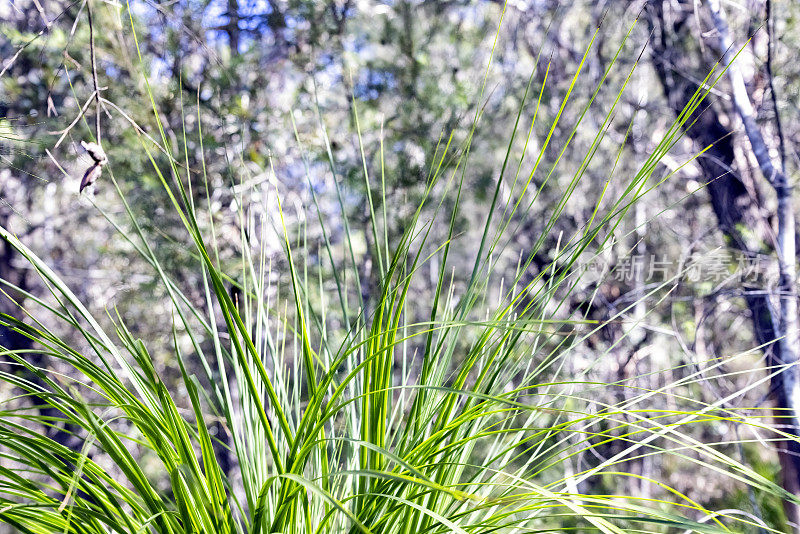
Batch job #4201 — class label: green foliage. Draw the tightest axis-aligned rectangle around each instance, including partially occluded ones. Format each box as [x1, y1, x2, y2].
[0, 3, 795, 534]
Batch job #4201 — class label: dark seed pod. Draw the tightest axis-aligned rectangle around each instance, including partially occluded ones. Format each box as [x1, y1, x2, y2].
[80, 163, 103, 192]
[78, 140, 108, 193]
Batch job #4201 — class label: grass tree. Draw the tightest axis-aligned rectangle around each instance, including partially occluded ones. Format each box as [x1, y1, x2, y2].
[0, 5, 795, 534]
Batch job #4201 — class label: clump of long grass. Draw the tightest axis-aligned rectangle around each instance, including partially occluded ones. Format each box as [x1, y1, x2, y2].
[0, 9, 793, 534]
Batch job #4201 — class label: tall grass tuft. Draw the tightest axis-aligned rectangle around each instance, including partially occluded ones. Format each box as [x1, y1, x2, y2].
[0, 9, 792, 534]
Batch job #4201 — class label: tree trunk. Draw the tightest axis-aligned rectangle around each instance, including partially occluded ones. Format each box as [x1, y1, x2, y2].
[707, 0, 800, 528]
[226, 0, 240, 55]
[646, 1, 800, 527]
[0, 219, 82, 451]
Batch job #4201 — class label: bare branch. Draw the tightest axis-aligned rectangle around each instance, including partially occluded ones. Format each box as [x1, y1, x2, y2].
[708, 0, 784, 189]
[50, 89, 101, 149]
[765, 0, 786, 174]
[86, 0, 102, 145]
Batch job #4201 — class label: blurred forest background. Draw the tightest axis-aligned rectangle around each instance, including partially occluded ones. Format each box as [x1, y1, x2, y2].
[3, 0, 800, 532]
